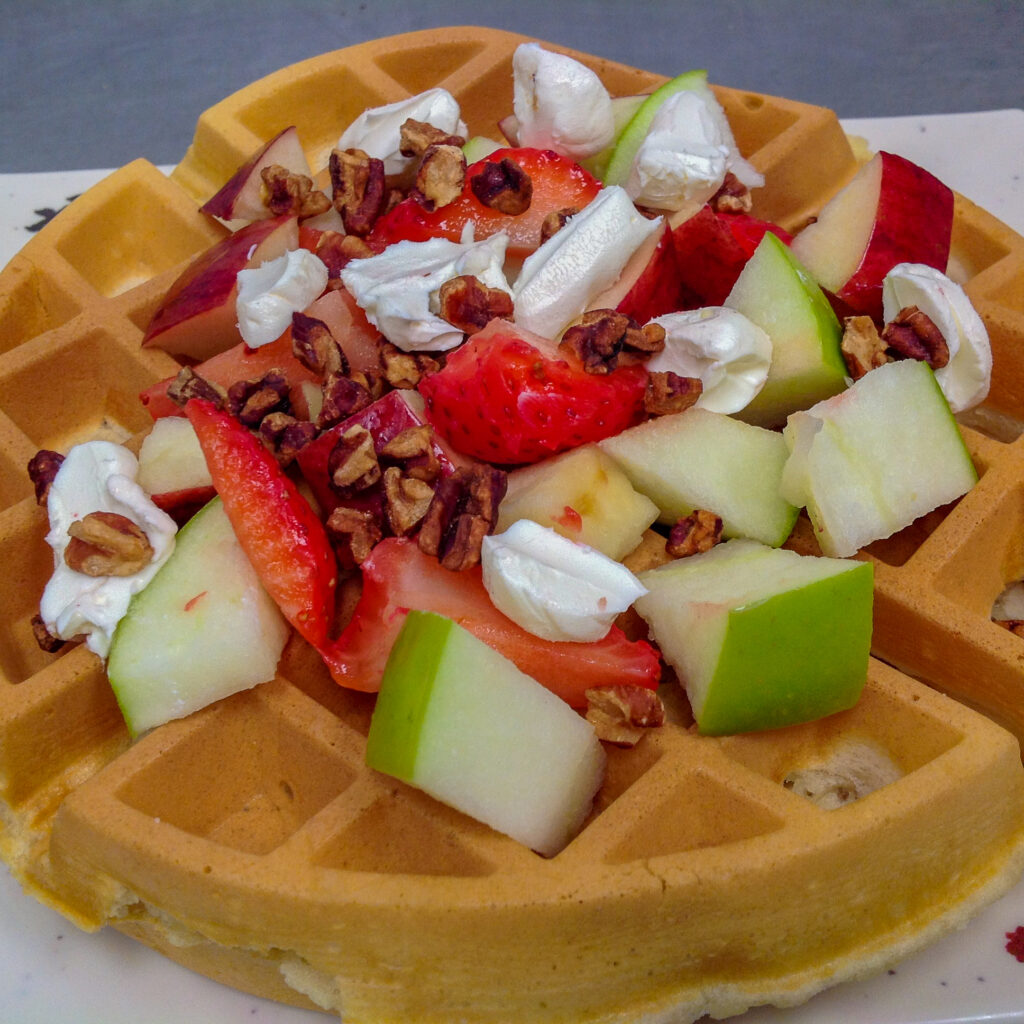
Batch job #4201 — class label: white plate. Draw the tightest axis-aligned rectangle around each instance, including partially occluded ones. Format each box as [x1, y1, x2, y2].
[3, 112, 1024, 1023]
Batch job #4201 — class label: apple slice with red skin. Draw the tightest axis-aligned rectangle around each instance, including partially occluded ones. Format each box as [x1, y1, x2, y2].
[790, 151, 953, 321]
[200, 126, 312, 222]
[142, 214, 299, 361]
[136, 417, 216, 524]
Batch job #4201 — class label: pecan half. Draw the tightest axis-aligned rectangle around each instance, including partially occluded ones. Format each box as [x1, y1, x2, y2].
[65, 511, 154, 577]
[415, 144, 466, 209]
[882, 305, 950, 369]
[437, 275, 514, 335]
[379, 424, 440, 482]
[259, 412, 318, 466]
[383, 466, 436, 536]
[326, 505, 383, 568]
[329, 147, 387, 236]
[27, 449, 64, 505]
[841, 315, 891, 380]
[560, 309, 666, 374]
[227, 370, 291, 428]
[327, 424, 380, 492]
[260, 164, 332, 218]
[292, 312, 348, 377]
[317, 371, 376, 430]
[166, 367, 227, 409]
[666, 509, 723, 558]
[469, 157, 532, 215]
[418, 465, 507, 571]
[643, 371, 703, 416]
[399, 118, 466, 158]
[585, 685, 666, 747]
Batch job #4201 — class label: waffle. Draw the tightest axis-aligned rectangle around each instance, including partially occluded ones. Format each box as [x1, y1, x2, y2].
[2, 25, 1024, 1024]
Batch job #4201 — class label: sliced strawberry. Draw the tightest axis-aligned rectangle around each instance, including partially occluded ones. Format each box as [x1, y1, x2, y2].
[419, 321, 648, 465]
[369, 147, 602, 260]
[324, 537, 661, 704]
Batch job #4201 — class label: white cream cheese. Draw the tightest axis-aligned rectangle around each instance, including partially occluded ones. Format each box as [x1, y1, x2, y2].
[481, 519, 647, 643]
[337, 88, 467, 178]
[512, 43, 615, 161]
[236, 247, 329, 348]
[512, 185, 663, 340]
[645, 307, 772, 414]
[39, 441, 177, 659]
[340, 227, 512, 351]
[882, 262, 991, 413]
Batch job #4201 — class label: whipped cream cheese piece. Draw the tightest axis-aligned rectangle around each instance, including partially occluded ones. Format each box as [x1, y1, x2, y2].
[512, 185, 663, 340]
[512, 43, 615, 161]
[882, 262, 991, 413]
[40, 441, 178, 659]
[340, 227, 512, 352]
[236, 247, 329, 348]
[481, 519, 647, 643]
[338, 88, 467, 178]
[645, 307, 773, 414]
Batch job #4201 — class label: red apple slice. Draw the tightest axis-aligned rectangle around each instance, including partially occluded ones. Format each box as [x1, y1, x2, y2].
[141, 214, 299, 361]
[200, 126, 312, 222]
[136, 417, 216, 524]
[790, 151, 953, 320]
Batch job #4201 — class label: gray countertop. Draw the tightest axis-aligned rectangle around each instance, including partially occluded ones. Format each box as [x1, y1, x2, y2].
[2, 0, 1022, 174]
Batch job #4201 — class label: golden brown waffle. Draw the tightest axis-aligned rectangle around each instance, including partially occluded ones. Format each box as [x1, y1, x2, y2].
[2, 25, 1024, 1024]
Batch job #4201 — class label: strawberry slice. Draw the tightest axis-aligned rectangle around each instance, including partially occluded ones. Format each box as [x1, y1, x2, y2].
[369, 147, 602, 260]
[326, 537, 661, 705]
[419, 321, 648, 465]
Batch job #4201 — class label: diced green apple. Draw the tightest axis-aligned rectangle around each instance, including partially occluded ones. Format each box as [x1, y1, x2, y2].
[365, 610, 606, 856]
[780, 358, 978, 558]
[107, 497, 290, 737]
[725, 230, 847, 428]
[599, 407, 799, 548]
[635, 538, 873, 735]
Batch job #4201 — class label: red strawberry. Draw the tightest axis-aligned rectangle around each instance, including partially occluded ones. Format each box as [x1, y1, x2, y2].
[419, 321, 648, 465]
[369, 147, 602, 260]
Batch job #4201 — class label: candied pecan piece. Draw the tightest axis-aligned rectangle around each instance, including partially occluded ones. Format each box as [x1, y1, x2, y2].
[711, 171, 753, 214]
[65, 511, 154, 577]
[882, 305, 950, 369]
[470, 157, 532, 215]
[437, 275, 514, 335]
[560, 309, 666, 374]
[418, 465, 507, 571]
[841, 315, 891, 380]
[227, 370, 291, 427]
[27, 449, 64, 505]
[379, 424, 441, 482]
[327, 424, 381, 492]
[260, 164, 331, 218]
[540, 206, 579, 243]
[399, 118, 466, 157]
[644, 371, 703, 416]
[996, 618, 1024, 639]
[383, 466, 436, 536]
[31, 613, 66, 653]
[379, 342, 439, 390]
[292, 311, 348, 377]
[326, 506, 383, 568]
[329, 147, 387, 236]
[585, 685, 666, 747]
[415, 144, 467, 209]
[166, 366, 227, 409]
[317, 371, 375, 430]
[259, 412, 318, 466]
[667, 509, 723, 558]
[315, 230, 375, 276]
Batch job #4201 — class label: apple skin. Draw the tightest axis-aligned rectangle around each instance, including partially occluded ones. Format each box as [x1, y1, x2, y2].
[200, 126, 313, 222]
[790, 151, 953, 321]
[635, 538, 873, 735]
[365, 610, 606, 856]
[136, 417, 215, 524]
[141, 214, 299, 361]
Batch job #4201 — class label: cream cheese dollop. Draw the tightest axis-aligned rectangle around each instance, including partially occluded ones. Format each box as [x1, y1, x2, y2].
[512, 43, 615, 161]
[481, 519, 648, 643]
[340, 227, 512, 352]
[39, 441, 177, 659]
[236, 247, 329, 348]
[882, 262, 991, 413]
[645, 307, 773, 414]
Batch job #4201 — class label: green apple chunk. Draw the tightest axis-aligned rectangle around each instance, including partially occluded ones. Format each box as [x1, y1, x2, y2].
[496, 444, 659, 561]
[635, 539, 873, 735]
[107, 497, 290, 737]
[599, 407, 799, 548]
[725, 231, 847, 428]
[781, 358, 978, 558]
[366, 611, 606, 857]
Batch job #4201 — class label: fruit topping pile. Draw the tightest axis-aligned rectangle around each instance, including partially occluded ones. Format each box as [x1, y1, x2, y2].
[28, 43, 993, 854]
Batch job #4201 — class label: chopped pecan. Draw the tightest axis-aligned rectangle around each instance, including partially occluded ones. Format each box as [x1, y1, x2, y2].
[415, 144, 466, 209]
[667, 509, 723, 558]
[227, 370, 291, 427]
[292, 312, 348, 377]
[166, 367, 227, 409]
[327, 424, 380, 492]
[325, 505, 383, 568]
[585, 685, 666, 747]
[841, 315, 891, 380]
[882, 305, 950, 369]
[418, 465, 507, 571]
[540, 206, 578, 243]
[711, 171, 753, 214]
[329, 147, 387, 236]
[379, 424, 441, 482]
[259, 412, 318, 466]
[399, 118, 466, 157]
[380, 342, 439, 390]
[316, 371, 375, 430]
[260, 164, 332, 218]
[31, 613, 66, 653]
[437, 275, 514, 335]
[27, 449, 64, 505]
[560, 309, 666, 374]
[315, 230, 375, 276]
[65, 511, 154, 577]
[644, 371, 703, 416]
[996, 618, 1024, 639]
[383, 466, 436, 535]
[469, 157, 532, 215]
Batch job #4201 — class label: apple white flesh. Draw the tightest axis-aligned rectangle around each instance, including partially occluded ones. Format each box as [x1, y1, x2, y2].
[366, 611, 606, 856]
[599, 406, 799, 548]
[635, 538, 873, 735]
[137, 416, 216, 521]
[107, 497, 290, 737]
[725, 230, 846, 428]
[781, 358, 978, 558]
